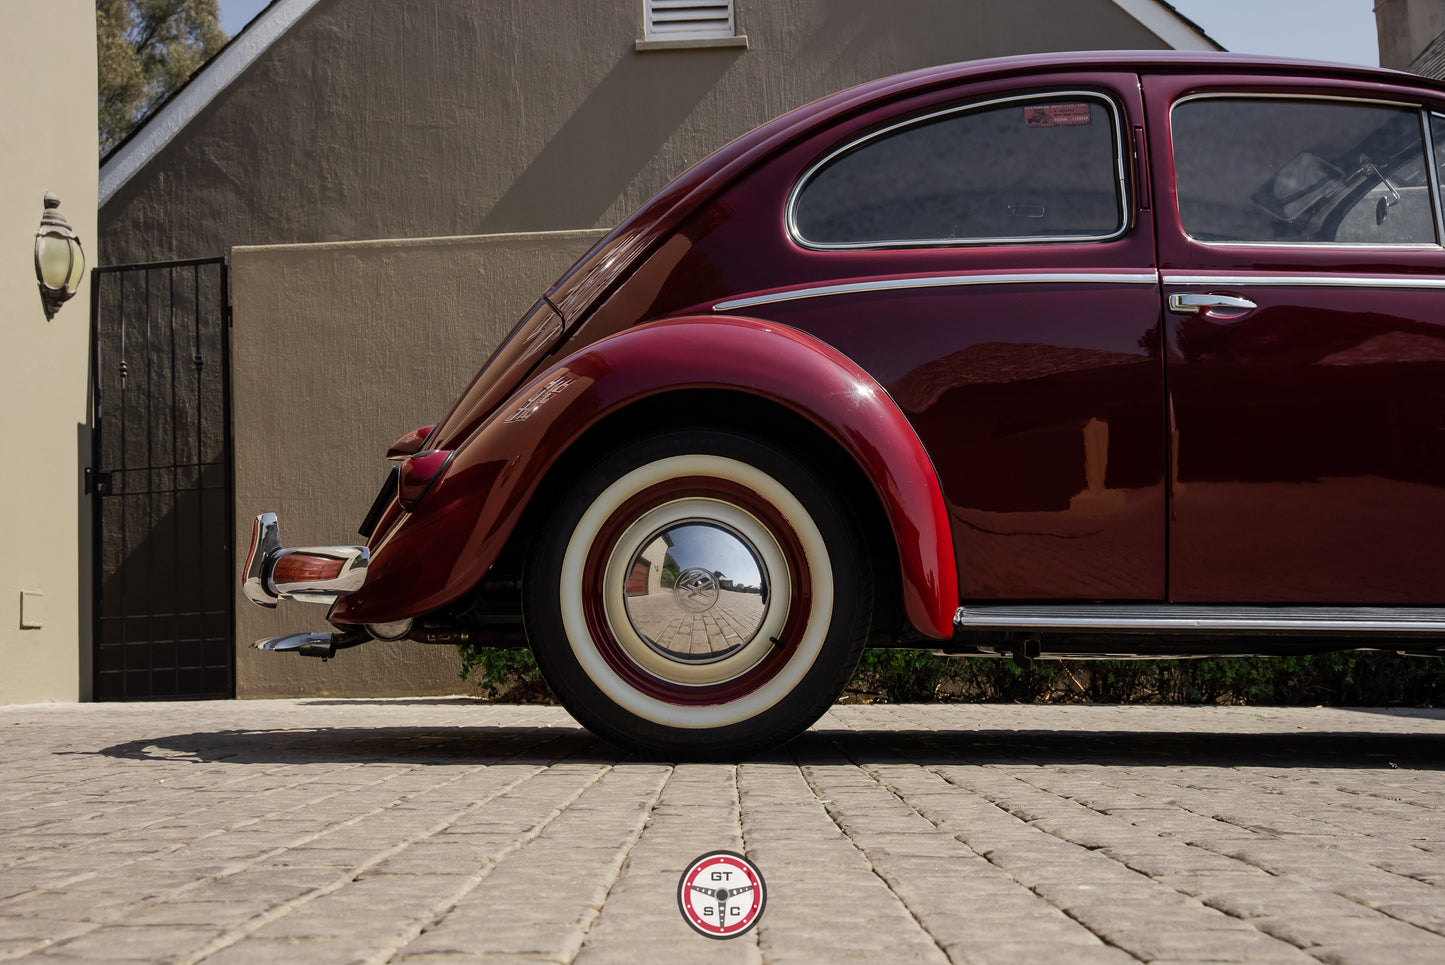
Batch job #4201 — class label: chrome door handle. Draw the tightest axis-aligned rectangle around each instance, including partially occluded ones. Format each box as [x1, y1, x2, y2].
[1168, 293, 1257, 315]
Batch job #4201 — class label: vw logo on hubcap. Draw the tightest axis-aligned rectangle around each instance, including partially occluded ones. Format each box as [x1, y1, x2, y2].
[674, 567, 721, 613]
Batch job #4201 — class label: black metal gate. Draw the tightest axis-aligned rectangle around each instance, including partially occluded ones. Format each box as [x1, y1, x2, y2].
[90, 258, 234, 700]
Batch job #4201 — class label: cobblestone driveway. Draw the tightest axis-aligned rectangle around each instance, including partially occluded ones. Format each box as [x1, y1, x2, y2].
[1, 700, 1442, 964]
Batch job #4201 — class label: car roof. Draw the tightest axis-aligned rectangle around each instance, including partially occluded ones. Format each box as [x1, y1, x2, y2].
[870, 49, 1419, 85]
[547, 50, 1445, 319]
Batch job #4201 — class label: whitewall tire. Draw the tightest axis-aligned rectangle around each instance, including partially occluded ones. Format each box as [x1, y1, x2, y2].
[524, 429, 871, 758]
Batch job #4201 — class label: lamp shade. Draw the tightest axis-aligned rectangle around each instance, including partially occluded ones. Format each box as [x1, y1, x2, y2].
[34, 194, 85, 320]
[37, 232, 82, 293]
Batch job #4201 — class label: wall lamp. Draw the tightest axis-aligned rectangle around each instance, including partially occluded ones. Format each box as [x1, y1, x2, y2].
[35, 193, 85, 321]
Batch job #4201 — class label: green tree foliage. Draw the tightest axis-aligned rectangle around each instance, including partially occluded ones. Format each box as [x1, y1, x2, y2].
[97, 0, 227, 154]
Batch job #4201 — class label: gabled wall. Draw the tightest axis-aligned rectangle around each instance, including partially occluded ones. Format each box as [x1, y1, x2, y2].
[101, 0, 1188, 264]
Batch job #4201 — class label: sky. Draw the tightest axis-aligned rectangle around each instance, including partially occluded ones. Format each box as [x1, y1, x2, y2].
[1168, 0, 1379, 66]
[218, 0, 270, 37]
[218, 0, 1381, 67]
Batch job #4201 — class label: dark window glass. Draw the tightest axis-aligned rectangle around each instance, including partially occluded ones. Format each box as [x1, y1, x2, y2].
[791, 95, 1124, 247]
[1431, 113, 1445, 227]
[1173, 98, 1435, 245]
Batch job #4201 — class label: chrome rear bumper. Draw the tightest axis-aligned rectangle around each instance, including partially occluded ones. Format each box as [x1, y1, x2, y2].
[242, 513, 370, 608]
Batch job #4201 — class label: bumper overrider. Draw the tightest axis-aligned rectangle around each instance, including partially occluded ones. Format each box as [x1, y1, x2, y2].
[242, 513, 386, 657]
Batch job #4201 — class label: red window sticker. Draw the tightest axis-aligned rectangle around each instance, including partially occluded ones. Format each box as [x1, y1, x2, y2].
[1024, 103, 1093, 127]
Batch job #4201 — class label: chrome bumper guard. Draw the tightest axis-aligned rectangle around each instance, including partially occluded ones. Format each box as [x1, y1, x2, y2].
[242, 512, 370, 608]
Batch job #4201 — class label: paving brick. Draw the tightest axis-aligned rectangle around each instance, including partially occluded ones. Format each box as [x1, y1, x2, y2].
[1098, 927, 1315, 962]
[944, 941, 1138, 965]
[200, 938, 380, 965]
[38, 923, 222, 961]
[1254, 913, 1442, 949]
[0, 701, 1440, 965]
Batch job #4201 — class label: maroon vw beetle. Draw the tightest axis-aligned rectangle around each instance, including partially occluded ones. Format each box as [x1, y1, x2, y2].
[244, 51, 1445, 756]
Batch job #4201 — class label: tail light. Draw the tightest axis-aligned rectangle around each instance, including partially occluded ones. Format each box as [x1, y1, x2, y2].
[398, 449, 453, 508]
[272, 554, 346, 585]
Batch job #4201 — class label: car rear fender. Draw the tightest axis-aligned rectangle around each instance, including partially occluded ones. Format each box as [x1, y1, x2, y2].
[330, 316, 957, 639]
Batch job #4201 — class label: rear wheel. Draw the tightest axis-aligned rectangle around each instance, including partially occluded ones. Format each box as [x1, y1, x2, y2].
[524, 429, 871, 758]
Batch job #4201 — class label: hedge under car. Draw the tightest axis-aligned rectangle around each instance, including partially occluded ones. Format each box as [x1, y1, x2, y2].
[244, 51, 1445, 756]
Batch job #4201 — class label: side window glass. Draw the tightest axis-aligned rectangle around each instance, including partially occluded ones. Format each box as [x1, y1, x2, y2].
[1431, 113, 1445, 223]
[1173, 98, 1436, 246]
[790, 94, 1125, 248]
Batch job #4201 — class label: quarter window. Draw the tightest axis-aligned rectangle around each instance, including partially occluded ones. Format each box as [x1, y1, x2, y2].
[1172, 98, 1437, 246]
[1432, 113, 1445, 220]
[790, 94, 1126, 248]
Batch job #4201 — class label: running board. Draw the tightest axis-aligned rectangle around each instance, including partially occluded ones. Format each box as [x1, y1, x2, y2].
[954, 604, 1445, 634]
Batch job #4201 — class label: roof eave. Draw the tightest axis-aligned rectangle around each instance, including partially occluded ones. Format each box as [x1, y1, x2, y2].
[99, 0, 323, 209]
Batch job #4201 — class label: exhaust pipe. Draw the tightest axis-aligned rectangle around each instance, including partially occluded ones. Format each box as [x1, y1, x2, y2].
[251, 630, 369, 658]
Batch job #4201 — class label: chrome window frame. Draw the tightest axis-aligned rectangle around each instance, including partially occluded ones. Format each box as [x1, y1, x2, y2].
[1168, 92, 1444, 250]
[786, 91, 1130, 251]
[1426, 112, 1445, 247]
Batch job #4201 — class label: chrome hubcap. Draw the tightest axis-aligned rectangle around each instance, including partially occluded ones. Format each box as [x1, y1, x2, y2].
[623, 521, 770, 665]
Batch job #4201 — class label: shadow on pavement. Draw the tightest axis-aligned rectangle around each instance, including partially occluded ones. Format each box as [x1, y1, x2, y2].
[295, 698, 495, 707]
[83, 726, 621, 765]
[82, 724, 1445, 770]
[797, 728, 1445, 770]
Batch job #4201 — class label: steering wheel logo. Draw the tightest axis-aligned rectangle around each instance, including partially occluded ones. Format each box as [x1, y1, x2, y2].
[677, 850, 767, 939]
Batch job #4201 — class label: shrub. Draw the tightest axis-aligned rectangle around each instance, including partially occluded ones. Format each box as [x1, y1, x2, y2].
[845, 650, 1445, 706]
[458, 643, 1445, 707]
[457, 646, 551, 702]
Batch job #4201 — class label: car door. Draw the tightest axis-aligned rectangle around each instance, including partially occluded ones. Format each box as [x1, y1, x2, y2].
[741, 73, 1168, 601]
[1148, 72, 1445, 604]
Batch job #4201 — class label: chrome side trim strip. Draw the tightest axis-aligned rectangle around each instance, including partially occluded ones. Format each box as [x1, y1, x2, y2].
[955, 604, 1445, 633]
[714, 272, 1158, 312]
[1163, 273, 1445, 290]
[1183, 241, 1441, 250]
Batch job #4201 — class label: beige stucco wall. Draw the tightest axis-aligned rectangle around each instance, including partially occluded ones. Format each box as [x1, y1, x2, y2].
[231, 229, 603, 697]
[0, 1, 97, 703]
[102, 0, 1181, 264]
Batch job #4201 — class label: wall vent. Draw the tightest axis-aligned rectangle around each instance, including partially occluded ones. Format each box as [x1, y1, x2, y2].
[645, 0, 735, 41]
